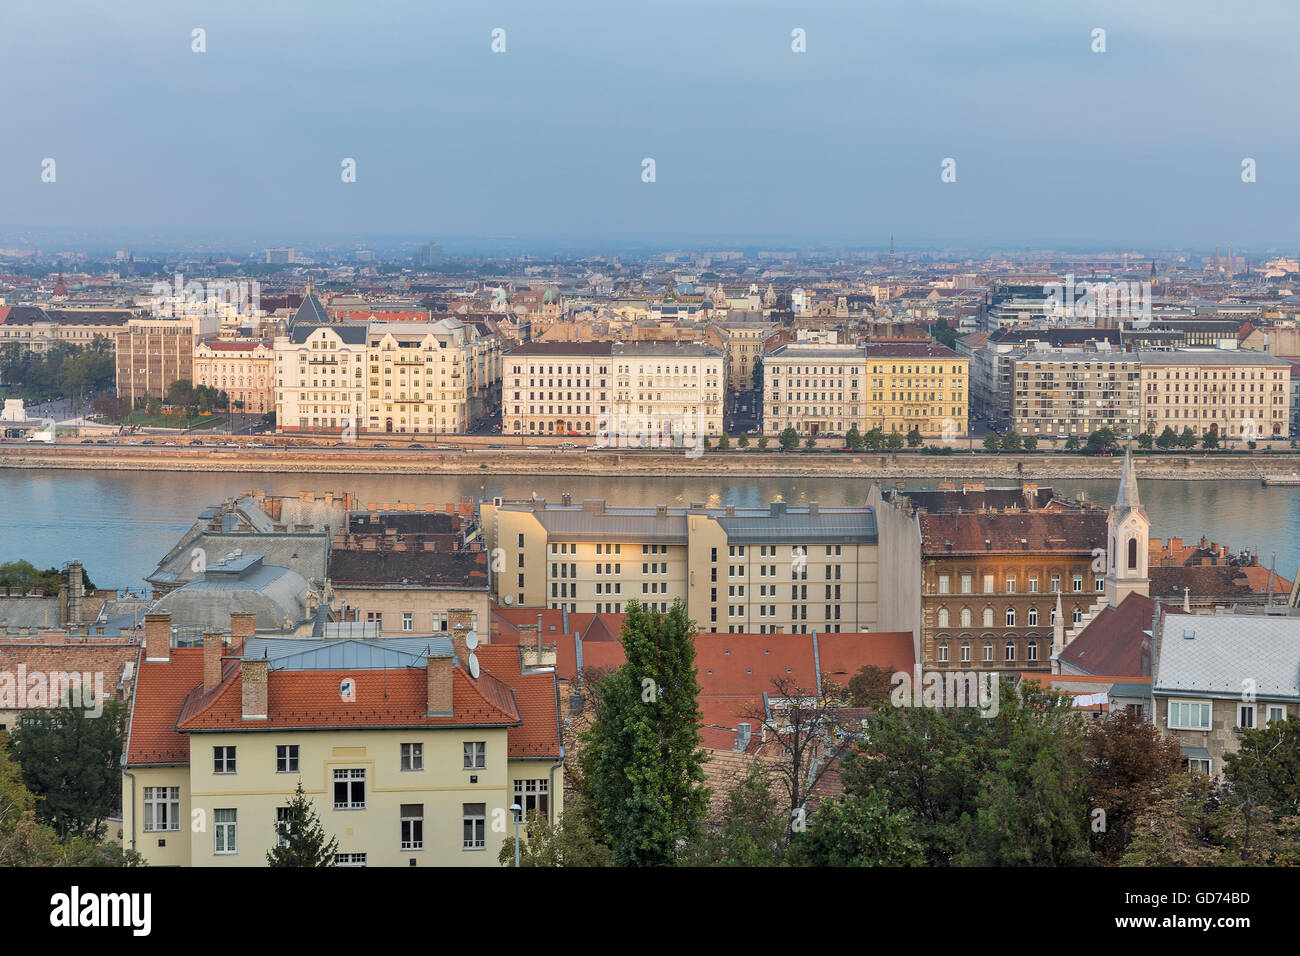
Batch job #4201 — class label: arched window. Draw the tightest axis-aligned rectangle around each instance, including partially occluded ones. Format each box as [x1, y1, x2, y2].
[1006, 607, 1016, 627]
[1004, 641, 1016, 662]
[983, 607, 994, 627]
[1028, 606, 1038, 626]
[937, 608, 949, 628]
[1128, 537, 1138, 570]
[1072, 605, 1083, 624]
[1027, 641, 1038, 662]
[960, 608, 972, 628]
[938, 642, 949, 663]
[961, 642, 971, 663]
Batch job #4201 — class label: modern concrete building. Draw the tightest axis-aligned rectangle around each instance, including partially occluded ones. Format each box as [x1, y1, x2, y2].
[1011, 346, 1141, 438]
[116, 313, 220, 404]
[480, 495, 921, 637]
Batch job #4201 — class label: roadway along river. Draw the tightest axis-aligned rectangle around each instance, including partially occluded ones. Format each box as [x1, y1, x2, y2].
[1, 469, 1295, 593]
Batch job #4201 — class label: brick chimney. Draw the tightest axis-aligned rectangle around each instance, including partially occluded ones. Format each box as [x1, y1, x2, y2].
[144, 613, 171, 662]
[203, 631, 224, 694]
[229, 613, 256, 652]
[241, 658, 268, 720]
[448, 608, 475, 663]
[426, 654, 453, 715]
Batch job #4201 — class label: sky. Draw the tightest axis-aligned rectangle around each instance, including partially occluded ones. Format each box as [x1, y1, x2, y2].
[2, 0, 1299, 250]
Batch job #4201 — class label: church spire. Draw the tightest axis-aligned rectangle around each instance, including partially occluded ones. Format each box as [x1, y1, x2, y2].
[1115, 446, 1140, 511]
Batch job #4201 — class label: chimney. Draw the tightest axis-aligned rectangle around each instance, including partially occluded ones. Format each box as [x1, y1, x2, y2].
[229, 613, 256, 652]
[241, 658, 269, 720]
[203, 631, 224, 694]
[144, 613, 172, 662]
[449, 608, 474, 663]
[519, 622, 539, 649]
[426, 654, 453, 715]
[68, 561, 84, 625]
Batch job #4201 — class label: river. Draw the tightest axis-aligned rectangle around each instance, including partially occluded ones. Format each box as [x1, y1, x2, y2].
[0, 469, 1293, 592]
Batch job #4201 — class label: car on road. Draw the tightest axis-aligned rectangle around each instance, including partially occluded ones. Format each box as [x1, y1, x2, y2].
[373, 443, 388, 448]
[140, 440, 155, 445]
[164, 441, 177, 446]
[80, 439, 94, 444]
[408, 443, 425, 449]
[559, 442, 577, 449]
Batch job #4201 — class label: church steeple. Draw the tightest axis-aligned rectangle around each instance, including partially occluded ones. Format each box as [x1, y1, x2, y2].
[1105, 447, 1150, 607]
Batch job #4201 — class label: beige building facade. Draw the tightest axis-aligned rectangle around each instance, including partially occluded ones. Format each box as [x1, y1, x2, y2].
[194, 339, 275, 415]
[1011, 348, 1141, 437]
[1137, 349, 1292, 440]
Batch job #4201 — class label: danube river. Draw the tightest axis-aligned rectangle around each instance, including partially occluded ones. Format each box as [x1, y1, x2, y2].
[2, 469, 1296, 592]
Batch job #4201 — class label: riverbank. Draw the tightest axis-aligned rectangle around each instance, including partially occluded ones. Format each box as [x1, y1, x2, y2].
[2, 444, 1296, 481]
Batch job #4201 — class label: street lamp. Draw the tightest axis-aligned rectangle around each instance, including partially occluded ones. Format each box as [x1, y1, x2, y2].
[509, 803, 522, 867]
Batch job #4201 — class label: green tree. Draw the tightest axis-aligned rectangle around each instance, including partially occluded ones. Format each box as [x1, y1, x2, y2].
[10, 699, 127, 839]
[1084, 709, 1183, 862]
[1064, 435, 1081, 452]
[1202, 426, 1219, 449]
[804, 435, 817, 449]
[863, 427, 885, 450]
[1137, 432, 1153, 450]
[737, 435, 749, 448]
[751, 357, 764, 390]
[1001, 430, 1023, 452]
[788, 792, 925, 867]
[844, 664, 895, 708]
[757, 436, 769, 450]
[266, 782, 339, 866]
[1179, 426, 1198, 449]
[1224, 717, 1300, 818]
[1155, 426, 1178, 450]
[906, 427, 923, 448]
[1086, 427, 1117, 454]
[716, 434, 730, 451]
[885, 431, 904, 450]
[983, 434, 1001, 453]
[778, 426, 800, 450]
[684, 761, 788, 867]
[496, 798, 612, 867]
[845, 425, 864, 450]
[931, 320, 960, 349]
[578, 600, 710, 866]
[1022, 434, 1038, 452]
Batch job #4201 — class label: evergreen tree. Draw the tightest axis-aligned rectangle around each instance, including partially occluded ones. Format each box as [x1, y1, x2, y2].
[845, 425, 864, 450]
[906, 427, 923, 448]
[578, 600, 709, 866]
[778, 426, 800, 450]
[266, 782, 339, 866]
[788, 792, 924, 867]
[1155, 426, 1178, 450]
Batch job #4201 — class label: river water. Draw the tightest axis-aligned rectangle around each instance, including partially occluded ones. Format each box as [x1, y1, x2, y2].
[0, 469, 1293, 591]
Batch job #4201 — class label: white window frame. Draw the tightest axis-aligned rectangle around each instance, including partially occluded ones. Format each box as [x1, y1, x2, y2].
[333, 767, 367, 809]
[213, 745, 236, 774]
[1266, 704, 1287, 726]
[1168, 699, 1212, 731]
[462, 803, 486, 850]
[463, 741, 486, 770]
[214, 808, 237, 855]
[276, 744, 299, 773]
[334, 852, 367, 867]
[1237, 703, 1256, 730]
[401, 742, 424, 771]
[401, 804, 424, 851]
[143, 786, 180, 832]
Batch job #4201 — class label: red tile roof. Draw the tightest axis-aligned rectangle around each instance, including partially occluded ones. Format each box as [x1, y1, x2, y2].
[125, 648, 201, 765]
[1058, 592, 1172, 677]
[920, 512, 1107, 554]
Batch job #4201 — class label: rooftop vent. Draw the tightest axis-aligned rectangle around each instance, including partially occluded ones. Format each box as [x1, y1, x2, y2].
[1182, 628, 1196, 640]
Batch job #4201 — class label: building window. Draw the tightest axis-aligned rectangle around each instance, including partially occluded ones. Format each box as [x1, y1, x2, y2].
[1027, 641, 1038, 662]
[1237, 704, 1256, 730]
[1168, 700, 1211, 731]
[402, 612, 413, 632]
[401, 804, 424, 850]
[463, 741, 486, 770]
[463, 803, 486, 849]
[1005, 607, 1016, 627]
[983, 642, 993, 662]
[1186, 758, 1211, 775]
[1004, 642, 1015, 662]
[143, 786, 180, 832]
[276, 744, 299, 773]
[1006, 577, 1016, 594]
[276, 806, 292, 847]
[961, 574, 972, 594]
[401, 742, 423, 771]
[982, 607, 994, 627]
[1267, 705, 1287, 726]
[333, 768, 366, 809]
[960, 642, 971, 663]
[214, 809, 237, 855]
[938, 642, 949, 663]
[937, 608, 949, 628]
[1072, 606, 1082, 624]
[1027, 606, 1038, 627]
[514, 778, 550, 817]
[213, 746, 236, 774]
[334, 852, 367, 867]
[960, 608, 972, 627]
[1073, 574, 1083, 592]
[983, 574, 994, 594]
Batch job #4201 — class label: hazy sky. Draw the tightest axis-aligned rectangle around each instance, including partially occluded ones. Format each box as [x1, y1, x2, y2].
[3, 0, 1298, 248]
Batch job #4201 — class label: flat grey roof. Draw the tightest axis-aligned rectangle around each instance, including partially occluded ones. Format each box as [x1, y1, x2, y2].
[1154, 615, 1300, 700]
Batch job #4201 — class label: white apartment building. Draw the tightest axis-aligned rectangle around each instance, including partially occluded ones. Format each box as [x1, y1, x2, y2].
[502, 342, 724, 442]
[1137, 349, 1292, 440]
[366, 319, 499, 435]
[274, 324, 368, 434]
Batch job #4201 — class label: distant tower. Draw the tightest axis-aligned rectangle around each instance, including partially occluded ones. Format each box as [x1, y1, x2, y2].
[1149, 260, 1158, 287]
[889, 234, 895, 263]
[1227, 243, 1234, 275]
[1104, 448, 1150, 608]
[53, 273, 68, 298]
[1213, 246, 1221, 273]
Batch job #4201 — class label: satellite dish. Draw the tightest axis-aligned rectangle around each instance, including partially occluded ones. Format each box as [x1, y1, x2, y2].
[502, 594, 515, 605]
[465, 630, 479, 651]
[468, 653, 480, 679]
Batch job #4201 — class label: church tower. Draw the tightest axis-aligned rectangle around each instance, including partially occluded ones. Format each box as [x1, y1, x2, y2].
[1104, 447, 1150, 607]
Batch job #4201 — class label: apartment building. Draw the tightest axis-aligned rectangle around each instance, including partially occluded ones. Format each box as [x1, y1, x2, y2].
[763, 343, 865, 438]
[480, 496, 920, 636]
[193, 339, 274, 415]
[116, 314, 220, 404]
[763, 342, 967, 439]
[121, 611, 562, 866]
[1137, 349, 1292, 440]
[1152, 609, 1299, 775]
[502, 341, 724, 441]
[862, 343, 968, 437]
[1011, 347, 1141, 437]
[0, 306, 132, 353]
[706, 315, 776, 390]
[366, 319, 499, 435]
[273, 325, 368, 433]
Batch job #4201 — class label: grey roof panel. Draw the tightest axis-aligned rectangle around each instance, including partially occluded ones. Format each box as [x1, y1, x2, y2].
[1154, 615, 1300, 699]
